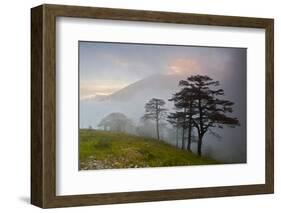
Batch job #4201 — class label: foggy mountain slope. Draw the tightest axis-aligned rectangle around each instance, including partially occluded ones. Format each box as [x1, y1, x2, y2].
[94, 74, 182, 102]
[80, 74, 181, 129]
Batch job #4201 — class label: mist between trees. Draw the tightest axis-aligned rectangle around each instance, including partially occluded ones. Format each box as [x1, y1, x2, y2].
[95, 74, 240, 159]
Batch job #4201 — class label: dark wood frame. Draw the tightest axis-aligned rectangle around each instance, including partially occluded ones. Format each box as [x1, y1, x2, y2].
[31, 4, 274, 208]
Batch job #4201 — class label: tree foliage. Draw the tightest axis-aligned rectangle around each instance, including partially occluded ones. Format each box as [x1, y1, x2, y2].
[98, 112, 133, 132]
[169, 75, 239, 155]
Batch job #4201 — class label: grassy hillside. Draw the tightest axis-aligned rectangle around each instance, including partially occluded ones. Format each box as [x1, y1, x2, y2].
[79, 129, 219, 170]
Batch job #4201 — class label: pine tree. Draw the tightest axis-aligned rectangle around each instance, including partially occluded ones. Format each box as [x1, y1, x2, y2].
[185, 75, 240, 156]
[169, 81, 197, 151]
[142, 98, 167, 140]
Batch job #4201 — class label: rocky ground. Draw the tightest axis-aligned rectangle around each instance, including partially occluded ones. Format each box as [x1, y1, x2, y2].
[79, 155, 148, 170]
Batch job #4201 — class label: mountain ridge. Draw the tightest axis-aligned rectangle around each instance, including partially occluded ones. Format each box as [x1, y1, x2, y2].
[90, 74, 183, 102]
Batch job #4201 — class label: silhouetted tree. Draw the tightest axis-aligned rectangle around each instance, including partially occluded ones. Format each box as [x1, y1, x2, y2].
[169, 82, 197, 151]
[182, 75, 240, 156]
[142, 98, 167, 140]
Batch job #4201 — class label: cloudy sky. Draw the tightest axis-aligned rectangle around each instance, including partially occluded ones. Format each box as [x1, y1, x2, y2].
[79, 41, 246, 100]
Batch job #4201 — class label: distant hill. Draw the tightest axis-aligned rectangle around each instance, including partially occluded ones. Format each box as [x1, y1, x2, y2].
[93, 74, 182, 102]
[80, 74, 181, 130]
[79, 129, 219, 170]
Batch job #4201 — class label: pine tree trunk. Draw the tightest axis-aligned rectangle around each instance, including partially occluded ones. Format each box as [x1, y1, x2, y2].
[156, 101, 160, 140]
[181, 127, 185, 150]
[187, 101, 193, 152]
[198, 94, 203, 156]
[197, 135, 203, 156]
[156, 118, 159, 140]
[176, 127, 179, 147]
[187, 126, 192, 152]
[181, 107, 187, 150]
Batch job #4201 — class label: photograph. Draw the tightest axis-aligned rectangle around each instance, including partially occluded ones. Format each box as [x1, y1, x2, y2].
[79, 41, 247, 170]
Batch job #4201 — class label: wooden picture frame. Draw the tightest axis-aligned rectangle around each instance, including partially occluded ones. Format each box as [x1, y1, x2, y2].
[31, 4, 274, 208]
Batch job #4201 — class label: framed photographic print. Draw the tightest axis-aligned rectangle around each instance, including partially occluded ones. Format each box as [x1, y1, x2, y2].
[31, 4, 274, 208]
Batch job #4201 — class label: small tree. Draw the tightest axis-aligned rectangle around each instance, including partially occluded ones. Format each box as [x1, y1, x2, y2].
[142, 98, 167, 140]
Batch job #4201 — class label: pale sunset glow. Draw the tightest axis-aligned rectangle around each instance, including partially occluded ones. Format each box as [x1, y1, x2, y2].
[168, 58, 202, 75]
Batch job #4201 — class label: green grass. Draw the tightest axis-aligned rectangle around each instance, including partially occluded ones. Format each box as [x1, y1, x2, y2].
[79, 129, 219, 170]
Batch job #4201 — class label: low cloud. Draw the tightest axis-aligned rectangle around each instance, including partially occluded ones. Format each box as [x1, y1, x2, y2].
[80, 80, 129, 100]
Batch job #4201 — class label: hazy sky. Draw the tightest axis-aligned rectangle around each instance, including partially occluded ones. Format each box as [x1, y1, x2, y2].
[79, 41, 246, 100]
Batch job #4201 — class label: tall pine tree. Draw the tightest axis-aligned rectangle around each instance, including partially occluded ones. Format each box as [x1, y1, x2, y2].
[183, 75, 240, 156]
[169, 81, 197, 151]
